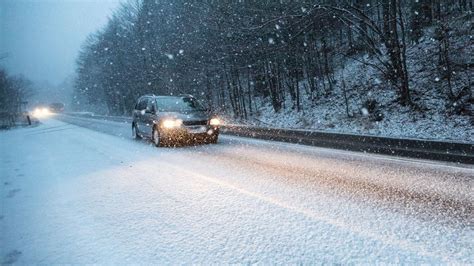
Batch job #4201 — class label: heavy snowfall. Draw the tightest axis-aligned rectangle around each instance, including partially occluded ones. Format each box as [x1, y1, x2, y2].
[1, 0, 473, 264]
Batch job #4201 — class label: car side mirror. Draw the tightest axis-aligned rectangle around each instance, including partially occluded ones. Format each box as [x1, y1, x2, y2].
[145, 107, 154, 114]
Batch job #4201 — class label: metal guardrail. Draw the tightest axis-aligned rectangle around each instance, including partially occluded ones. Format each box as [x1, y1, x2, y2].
[221, 125, 474, 164]
[64, 113, 474, 164]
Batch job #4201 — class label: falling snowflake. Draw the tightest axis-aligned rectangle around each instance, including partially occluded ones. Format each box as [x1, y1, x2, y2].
[361, 108, 369, 116]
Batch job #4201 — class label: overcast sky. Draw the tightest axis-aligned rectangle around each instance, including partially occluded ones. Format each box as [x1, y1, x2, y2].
[0, 0, 122, 86]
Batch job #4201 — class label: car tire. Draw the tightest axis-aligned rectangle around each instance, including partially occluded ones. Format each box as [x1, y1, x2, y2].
[152, 127, 163, 147]
[132, 123, 141, 140]
[209, 133, 219, 144]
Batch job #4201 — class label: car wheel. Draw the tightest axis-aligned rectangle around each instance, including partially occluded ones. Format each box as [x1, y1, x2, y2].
[152, 127, 163, 147]
[209, 133, 219, 144]
[132, 123, 141, 140]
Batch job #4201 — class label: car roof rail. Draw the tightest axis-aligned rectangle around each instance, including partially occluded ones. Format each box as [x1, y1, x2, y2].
[140, 94, 195, 99]
[140, 94, 155, 98]
[178, 94, 195, 98]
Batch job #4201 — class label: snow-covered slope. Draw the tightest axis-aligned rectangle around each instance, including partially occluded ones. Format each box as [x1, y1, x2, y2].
[253, 19, 473, 142]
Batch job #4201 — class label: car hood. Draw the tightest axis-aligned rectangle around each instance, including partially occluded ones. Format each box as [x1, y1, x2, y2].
[159, 111, 210, 121]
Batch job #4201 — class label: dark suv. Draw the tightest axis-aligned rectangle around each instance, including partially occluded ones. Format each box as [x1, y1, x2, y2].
[132, 95, 220, 146]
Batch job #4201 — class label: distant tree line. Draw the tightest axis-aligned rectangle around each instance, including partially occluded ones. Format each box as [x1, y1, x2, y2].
[73, 0, 472, 118]
[0, 67, 32, 115]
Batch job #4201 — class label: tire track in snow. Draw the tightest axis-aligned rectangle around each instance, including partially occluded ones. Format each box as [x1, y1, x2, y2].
[163, 164, 465, 264]
[183, 146, 473, 225]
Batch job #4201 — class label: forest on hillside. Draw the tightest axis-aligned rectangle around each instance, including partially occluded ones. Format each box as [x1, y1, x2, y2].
[72, 0, 473, 134]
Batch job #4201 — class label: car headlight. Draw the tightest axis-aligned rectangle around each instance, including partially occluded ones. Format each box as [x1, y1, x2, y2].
[162, 119, 182, 129]
[209, 118, 220, 126]
[33, 107, 51, 117]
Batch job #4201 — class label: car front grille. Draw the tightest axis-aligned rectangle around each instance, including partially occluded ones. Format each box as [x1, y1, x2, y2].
[183, 120, 207, 126]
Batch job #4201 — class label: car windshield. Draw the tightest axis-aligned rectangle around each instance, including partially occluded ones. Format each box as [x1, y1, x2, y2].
[156, 97, 206, 112]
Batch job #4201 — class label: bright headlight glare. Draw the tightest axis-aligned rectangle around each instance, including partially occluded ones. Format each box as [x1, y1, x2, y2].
[33, 107, 50, 117]
[162, 119, 182, 129]
[162, 120, 175, 128]
[210, 118, 220, 126]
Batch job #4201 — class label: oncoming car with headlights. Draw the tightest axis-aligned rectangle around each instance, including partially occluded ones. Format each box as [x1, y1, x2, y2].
[132, 95, 220, 146]
[32, 106, 51, 118]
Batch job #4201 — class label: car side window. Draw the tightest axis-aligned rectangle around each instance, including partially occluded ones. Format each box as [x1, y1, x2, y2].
[147, 99, 156, 113]
[136, 98, 148, 110]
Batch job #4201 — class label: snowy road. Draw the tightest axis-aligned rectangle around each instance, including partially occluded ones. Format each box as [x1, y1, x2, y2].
[1, 116, 473, 263]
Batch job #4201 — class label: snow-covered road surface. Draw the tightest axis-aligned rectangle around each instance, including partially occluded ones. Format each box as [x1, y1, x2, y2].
[1, 117, 473, 264]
